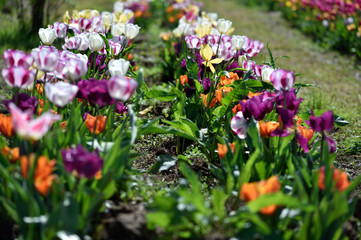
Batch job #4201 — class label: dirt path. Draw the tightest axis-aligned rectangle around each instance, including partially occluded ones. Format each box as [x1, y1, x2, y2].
[204, 0, 361, 124]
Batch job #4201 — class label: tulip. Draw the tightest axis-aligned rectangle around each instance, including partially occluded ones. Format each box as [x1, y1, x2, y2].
[259, 121, 280, 138]
[114, 2, 124, 13]
[63, 37, 81, 50]
[217, 143, 235, 159]
[32, 48, 59, 72]
[261, 66, 274, 82]
[109, 40, 122, 56]
[111, 23, 125, 36]
[21, 154, 56, 195]
[62, 58, 88, 81]
[318, 167, 350, 192]
[107, 76, 138, 101]
[215, 87, 233, 104]
[231, 35, 248, 51]
[9, 103, 61, 140]
[200, 44, 224, 73]
[89, 34, 105, 51]
[240, 176, 281, 215]
[1, 146, 19, 163]
[201, 93, 217, 108]
[3, 93, 39, 114]
[217, 18, 232, 34]
[2, 49, 34, 68]
[101, 11, 113, 30]
[1, 66, 35, 89]
[79, 18, 92, 31]
[44, 82, 79, 107]
[85, 114, 106, 134]
[108, 59, 130, 77]
[270, 69, 295, 91]
[51, 22, 68, 38]
[195, 22, 212, 38]
[230, 111, 249, 139]
[61, 145, 103, 179]
[115, 102, 128, 116]
[0, 114, 14, 137]
[38, 28, 56, 45]
[124, 23, 141, 39]
[238, 55, 248, 67]
[306, 110, 334, 132]
[77, 79, 116, 107]
[185, 35, 201, 49]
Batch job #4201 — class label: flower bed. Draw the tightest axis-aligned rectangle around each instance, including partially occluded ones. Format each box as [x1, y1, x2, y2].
[0, 0, 360, 239]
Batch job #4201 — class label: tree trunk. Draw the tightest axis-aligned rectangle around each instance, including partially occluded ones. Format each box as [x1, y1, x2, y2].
[31, 0, 46, 34]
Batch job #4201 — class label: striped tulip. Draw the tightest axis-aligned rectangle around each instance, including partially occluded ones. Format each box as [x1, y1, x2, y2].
[1, 67, 35, 89]
[107, 76, 137, 101]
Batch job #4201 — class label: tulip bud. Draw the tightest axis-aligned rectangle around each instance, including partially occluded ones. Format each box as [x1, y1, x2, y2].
[109, 41, 122, 55]
[89, 34, 105, 51]
[38, 28, 56, 45]
[270, 69, 295, 91]
[51, 22, 68, 39]
[91, 10, 100, 17]
[238, 55, 247, 66]
[217, 18, 232, 34]
[111, 23, 125, 36]
[102, 11, 113, 30]
[231, 35, 247, 51]
[44, 82, 79, 107]
[108, 59, 130, 77]
[124, 23, 140, 39]
[107, 76, 138, 101]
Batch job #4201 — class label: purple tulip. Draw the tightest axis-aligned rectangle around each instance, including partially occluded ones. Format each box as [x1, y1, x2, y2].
[185, 35, 201, 49]
[297, 134, 310, 153]
[2, 49, 34, 68]
[240, 94, 274, 121]
[270, 69, 295, 91]
[61, 145, 103, 179]
[305, 110, 334, 132]
[77, 79, 116, 107]
[275, 88, 303, 114]
[115, 102, 128, 116]
[3, 93, 39, 114]
[51, 22, 68, 38]
[63, 37, 82, 50]
[1, 66, 35, 89]
[326, 136, 337, 153]
[270, 107, 295, 137]
[201, 77, 211, 94]
[32, 48, 59, 72]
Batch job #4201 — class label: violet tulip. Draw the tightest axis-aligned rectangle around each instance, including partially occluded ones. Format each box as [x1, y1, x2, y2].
[1, 66, 35, 89]
[44, 82, 79, 107]
[3, 93, 39, 114]
[107, 76, 138, 101]
[270, 69, 295, 91]
[2, 49, 33, 68]
[77, 79, 116, 107]
[305, 110, 334, 132]
[61, 145, 103, 179]
[240, 95, 274, 121]
[9, 103, 61, 140]
[115, 102, 128, 116]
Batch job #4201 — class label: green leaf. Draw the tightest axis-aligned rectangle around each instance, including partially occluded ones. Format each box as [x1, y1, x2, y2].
[334, 116, 349, 127]
[146, 89, 177, 101]
[186, 57, 199, 80]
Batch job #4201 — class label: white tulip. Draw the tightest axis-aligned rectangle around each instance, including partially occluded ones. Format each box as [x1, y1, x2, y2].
[111, 23, 125, 37]
[207, 12, 218, 21]
[91, 10, 100, 17]
[102, 11, 114, 29]
[231, 35, 248, 51]
[217, 18, 232, 34]
[44, 81, 79, 107]
[89, 34, 104, 51]
[114, 2, 124, 13]
[108, 59, 130, 77]
[238, 55, 247, 66]
[38, 28, 56, 45]
[261, 66, 274, 82]
[124, 23, 140, 39]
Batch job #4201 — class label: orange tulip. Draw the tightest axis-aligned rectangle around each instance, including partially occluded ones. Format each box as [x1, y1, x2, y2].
[247, 91, 262, 99]
[0, 114, 14, 137]
[36, 84, 44, 95]
[21, 154, 56, 196]
[215, 86, 233, 104]
[85, 114, 107, 135]
[217, 142, 236, 159]
[1, 146, 20, 163]
[179, 74, 188, 85]
[134, 10, 143, 18]
[176, 13, 184, 20]
[168, 16, 176, 24]
[60, 121, 68, 130]
[220, 72, 239, 86]
[298, 126, 314, 142]
[165, 5, 174, 13]
[240, 176, 281, 215]
[318, 167, 351, 192]
[232, 103, 242, 114]
[201, 93, 217, 108]
[259, 121, 280, 138]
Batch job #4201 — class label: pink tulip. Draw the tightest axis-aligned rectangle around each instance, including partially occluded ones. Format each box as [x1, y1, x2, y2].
[32, 48, 59, 72]
[270, 69, 295, 91]
[63, 37, 82, 50]
[51, 22, 68, 38]
[1, 67, 35, 89]
[107, 76, 138, 101]
[44, 82, 79, 107]
[2, 49, 34, 68]
[109, 40, 123, 56]
[62, 58, 88, 81]
[9, 103, 61, 140]
[185, 35, 201, 49]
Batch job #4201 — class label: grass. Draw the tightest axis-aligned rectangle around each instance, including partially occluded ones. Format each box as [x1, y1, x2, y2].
[203, 0, 361, 155]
